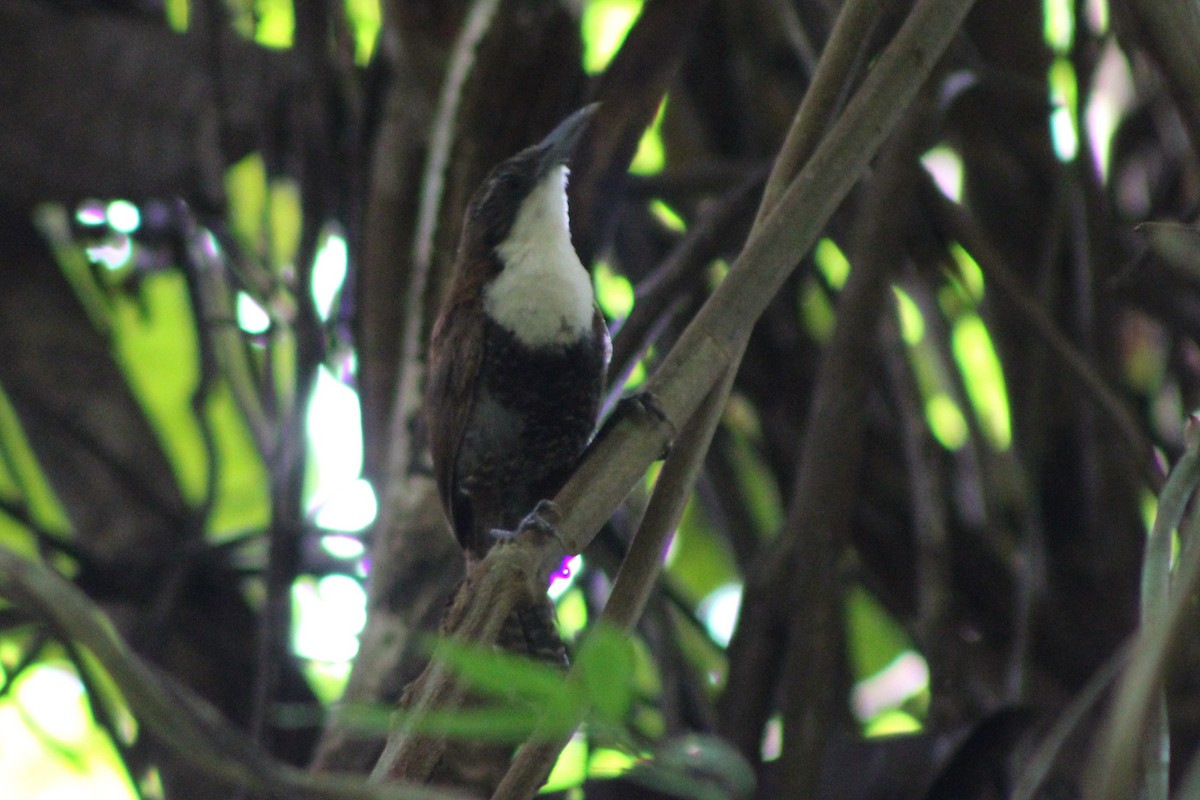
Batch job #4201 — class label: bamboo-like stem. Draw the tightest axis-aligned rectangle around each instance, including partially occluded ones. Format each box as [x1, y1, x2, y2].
[755, 0, 884, 225]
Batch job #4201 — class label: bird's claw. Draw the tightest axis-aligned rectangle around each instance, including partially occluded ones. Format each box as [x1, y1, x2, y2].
[619, 391, 675, 460]
[491, 500, 566, 550]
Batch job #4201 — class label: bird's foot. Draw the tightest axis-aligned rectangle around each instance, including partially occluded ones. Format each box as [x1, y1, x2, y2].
[489, 500, 565, 550]
[596, 391, 675, 460]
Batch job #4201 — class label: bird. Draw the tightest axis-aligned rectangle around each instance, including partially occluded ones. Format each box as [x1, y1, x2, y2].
[425, 104, 610, 567]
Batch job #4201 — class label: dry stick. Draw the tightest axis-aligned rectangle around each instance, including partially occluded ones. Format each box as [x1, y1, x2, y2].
[380, 0, 977, 787]
[185, 221, 273, 453]
[491, 357, 742, 800]
[0, 548, 472, 800]
[1011, 643, 1130, 800]
[707, 0, 894, 765]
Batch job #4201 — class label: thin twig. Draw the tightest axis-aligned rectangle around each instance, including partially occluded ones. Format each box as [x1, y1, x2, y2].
[184, 218, 274, 453]
[607, 170, 764, 405]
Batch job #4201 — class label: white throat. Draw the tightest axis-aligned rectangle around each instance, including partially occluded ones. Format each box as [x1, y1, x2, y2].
[484, 165, 595, 347]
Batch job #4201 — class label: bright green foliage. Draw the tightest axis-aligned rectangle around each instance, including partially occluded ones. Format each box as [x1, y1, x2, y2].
[948, 242, 984, 301]
[556, 586, 590, 641]
[649, 199, 687, 233]
[799, 277, 836, 341]
[543, 733, 589, 791]
[576, 625, 637, 729]
[111, 272, 210, 503]
[666, 499, 740, 603]
[925, 393, 969, 450]
[225, 154, 304, 272]
[111, 271, 271, 533]
[814, 237, 850, 290]
[0, 390, 70, 541]
[205, 383, 273, 535]
[630, 99, 667, 176]
[164, 0, 188, 30]
[720, 398, 784, 537]
[594, 261, 635, 319]
[1043, 0, 1074, 54]
[269, 180, 302, 271]
[254, 0, 294, 48]
[580, 0, 666, 176]
[893, 286, 925, 345]
[864, 709, 922, 736]
[582, 0, 643, 74]
[844, 585, 914, 681]
[951, 313, 1011, 450]
[344, 0, 382, 64]
[629, 635, 665, 739]
[392, 625, 641, 747]
[0, 661, 135, 800]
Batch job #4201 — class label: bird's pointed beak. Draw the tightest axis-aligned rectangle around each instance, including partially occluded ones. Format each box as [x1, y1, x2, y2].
[535, 103, 599, 176]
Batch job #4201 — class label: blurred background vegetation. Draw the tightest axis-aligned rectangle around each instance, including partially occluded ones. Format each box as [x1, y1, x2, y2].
[3, 0, 1200, 798]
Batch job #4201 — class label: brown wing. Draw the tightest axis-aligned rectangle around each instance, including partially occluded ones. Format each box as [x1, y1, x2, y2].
[425, 293, 486, 543]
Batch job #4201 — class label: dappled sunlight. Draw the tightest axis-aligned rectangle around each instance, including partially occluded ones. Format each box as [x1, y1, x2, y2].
[921, 145, 964, 202]
[0, 664, 135, 800]
[852, 651, 930, 726]
[582, 0, 643, 75]
[698, 582, 743, 648]
[293, 574, 367, 663]
[311, 230, 348, 323]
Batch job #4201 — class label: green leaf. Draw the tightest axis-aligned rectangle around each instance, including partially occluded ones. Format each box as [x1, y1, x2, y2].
[844, 585, 913, 680]
[618, 735, 755, 800]
[575, 625, 636, 725]
[429, 637, 571, 709]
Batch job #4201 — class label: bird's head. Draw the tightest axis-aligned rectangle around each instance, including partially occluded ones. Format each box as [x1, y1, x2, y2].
[457, 104, 598, 266]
